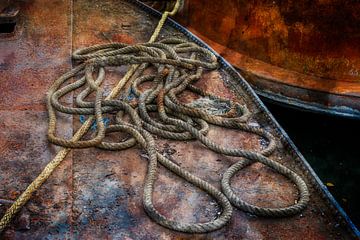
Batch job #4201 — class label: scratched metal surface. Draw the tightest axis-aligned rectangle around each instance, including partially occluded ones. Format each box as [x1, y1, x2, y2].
[0, 0, 357, 239]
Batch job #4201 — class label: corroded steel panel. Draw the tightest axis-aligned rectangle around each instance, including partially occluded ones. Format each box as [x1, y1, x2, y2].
[0, 0, 73, 239]
[176, 0, 360, 83]
[0, 0, 72, 111]
[174, 0, 360, 118]
[0, 0, 357, 239]
[0, 112, 73, 239]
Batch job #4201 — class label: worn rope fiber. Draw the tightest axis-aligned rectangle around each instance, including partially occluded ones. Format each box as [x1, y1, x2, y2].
[0, 0, 309, 234]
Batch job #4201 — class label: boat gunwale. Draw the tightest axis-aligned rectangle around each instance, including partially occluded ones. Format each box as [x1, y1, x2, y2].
[240, 71, 360, 119]
[254, 87, 360, 120]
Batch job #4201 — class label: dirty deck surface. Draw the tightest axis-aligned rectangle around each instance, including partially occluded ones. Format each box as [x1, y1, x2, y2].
[0, 0, 356, 239]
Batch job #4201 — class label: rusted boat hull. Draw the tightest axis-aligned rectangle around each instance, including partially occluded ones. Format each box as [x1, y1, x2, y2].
[0, 0, 358, 239]
[173, 0, 360, 118]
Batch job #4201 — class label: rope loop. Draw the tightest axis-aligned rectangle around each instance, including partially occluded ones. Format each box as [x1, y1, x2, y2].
[44, 38, 309, 233]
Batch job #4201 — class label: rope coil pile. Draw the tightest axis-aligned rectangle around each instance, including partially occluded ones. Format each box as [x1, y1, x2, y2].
[0, 0, 309, 234]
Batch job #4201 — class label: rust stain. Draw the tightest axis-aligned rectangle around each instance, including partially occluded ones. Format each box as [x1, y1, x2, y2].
[0, 0, 73, 239]
[111, 33, 136, 44]
[0, 0, 72, 111]
[177, 0, 360, 81]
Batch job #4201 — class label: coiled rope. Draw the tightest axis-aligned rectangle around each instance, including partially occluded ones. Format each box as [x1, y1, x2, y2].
[0, 0, 309, 234]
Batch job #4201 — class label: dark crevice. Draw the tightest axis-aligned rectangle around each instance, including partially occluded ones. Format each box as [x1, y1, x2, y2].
[0, 22, 16, 34]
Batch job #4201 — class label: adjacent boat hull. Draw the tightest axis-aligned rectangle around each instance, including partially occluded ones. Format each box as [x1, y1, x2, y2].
[174, 0, 360, 118]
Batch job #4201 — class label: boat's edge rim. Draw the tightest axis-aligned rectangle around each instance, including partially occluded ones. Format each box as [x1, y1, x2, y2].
[255, 88, 360, 120]
[131, 0, 360, 237]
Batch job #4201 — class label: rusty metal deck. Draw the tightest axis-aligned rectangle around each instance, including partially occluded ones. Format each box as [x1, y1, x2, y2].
[0, 0, 358, 239]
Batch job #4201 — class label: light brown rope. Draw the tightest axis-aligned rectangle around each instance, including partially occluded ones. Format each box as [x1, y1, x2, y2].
[48, 38, 309, 232]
